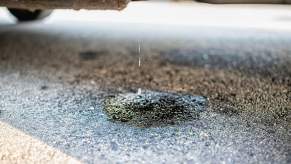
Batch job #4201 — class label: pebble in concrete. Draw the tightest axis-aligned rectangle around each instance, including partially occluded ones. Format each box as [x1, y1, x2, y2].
[104, 90, 208, 127]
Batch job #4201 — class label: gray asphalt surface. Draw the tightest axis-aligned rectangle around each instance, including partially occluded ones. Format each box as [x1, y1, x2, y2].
[0, 2, 291, 164]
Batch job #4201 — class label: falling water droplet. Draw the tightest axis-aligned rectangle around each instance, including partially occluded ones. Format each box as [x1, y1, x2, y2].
[137, 88, 142, 95]
[137, 40, 142, 95]
[138, 42, 141, 67]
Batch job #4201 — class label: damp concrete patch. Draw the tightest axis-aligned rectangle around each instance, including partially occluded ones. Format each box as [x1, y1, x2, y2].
[103, 90, 208, 127]
[79, 50, 106, 61]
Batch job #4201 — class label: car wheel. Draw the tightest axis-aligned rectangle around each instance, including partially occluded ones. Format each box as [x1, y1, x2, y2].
[7, 8, 52, 22]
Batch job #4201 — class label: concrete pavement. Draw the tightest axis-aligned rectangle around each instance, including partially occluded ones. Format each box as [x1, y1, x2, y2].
[0, 1, 290, 163]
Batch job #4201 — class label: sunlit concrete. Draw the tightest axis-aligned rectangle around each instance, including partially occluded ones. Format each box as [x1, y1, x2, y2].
[0, 122, 81, 164]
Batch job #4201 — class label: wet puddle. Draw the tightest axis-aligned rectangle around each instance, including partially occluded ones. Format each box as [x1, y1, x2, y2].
[103, 90, 208, 127]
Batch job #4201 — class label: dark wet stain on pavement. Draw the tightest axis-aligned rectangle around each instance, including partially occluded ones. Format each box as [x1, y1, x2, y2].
[161, 48, 291, 78]
[103, 90, 208, 127]
[79, 50, 105, 61]
[40, 85, 49, 90]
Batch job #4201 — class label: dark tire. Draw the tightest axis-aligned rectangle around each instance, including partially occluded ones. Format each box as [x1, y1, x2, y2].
[7, 8, 52, 22]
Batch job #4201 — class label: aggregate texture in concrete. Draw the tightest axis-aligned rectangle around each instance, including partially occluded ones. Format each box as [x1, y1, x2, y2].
[0, 2, 290, 164]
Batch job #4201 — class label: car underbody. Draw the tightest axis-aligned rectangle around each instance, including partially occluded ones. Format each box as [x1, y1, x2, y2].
[0, 0, 290, 11]
[0, 0, 129, 10]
